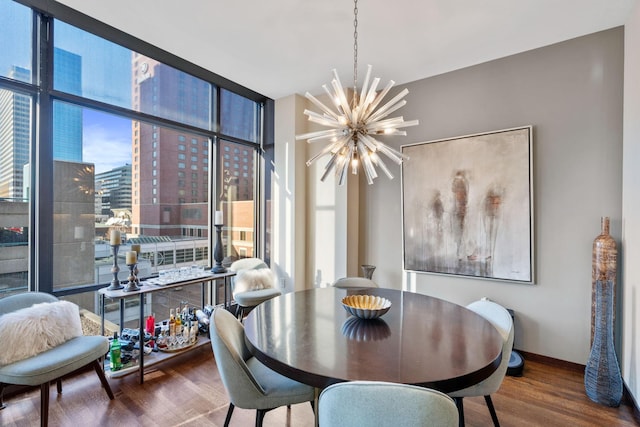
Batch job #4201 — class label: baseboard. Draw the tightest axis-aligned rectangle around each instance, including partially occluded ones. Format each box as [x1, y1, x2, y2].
[517, 350, 585, 373]
[517, 349, 640, 420]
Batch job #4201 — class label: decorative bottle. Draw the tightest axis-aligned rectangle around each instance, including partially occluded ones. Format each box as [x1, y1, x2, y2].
[110, 332, 122, 371]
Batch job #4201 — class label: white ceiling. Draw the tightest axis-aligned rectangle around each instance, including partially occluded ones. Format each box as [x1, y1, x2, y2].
[58, 0, 636, 100]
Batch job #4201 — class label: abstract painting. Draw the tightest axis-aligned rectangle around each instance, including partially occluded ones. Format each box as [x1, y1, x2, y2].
[401, 126, 534, 283]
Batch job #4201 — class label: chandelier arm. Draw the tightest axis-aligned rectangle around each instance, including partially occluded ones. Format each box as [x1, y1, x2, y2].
[370, 153, 394, 180]
[336, 154, 348, 186]
[367, 101, 407, 125]
[367, 88, 409, 123]
[306, 137, 349, 166]
[331, 77, 353, 122]
[305, 110, 343, 128]
[360, 79, 395, 120]
[296, 128, 342, 141]
[305, 92, 342, 121]
[358, 134, 378, 152]
[375, 142, 408, 164]
[320, 152, 340, 182]
[357, 143, 378, 184]
[360, 77, 381, 116]
[359, 64, 372, 106]
[367, 116, 407, 131]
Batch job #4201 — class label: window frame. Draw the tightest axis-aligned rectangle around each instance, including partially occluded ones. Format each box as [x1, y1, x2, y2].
[2, 0, 274, 297]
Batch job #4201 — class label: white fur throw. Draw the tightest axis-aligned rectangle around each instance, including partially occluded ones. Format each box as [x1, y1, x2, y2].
[0, 300, 83, 366]
[234, 268, 275, 294]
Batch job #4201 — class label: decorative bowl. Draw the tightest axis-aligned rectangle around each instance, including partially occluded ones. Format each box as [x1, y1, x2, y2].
[341, 294, 391, 320]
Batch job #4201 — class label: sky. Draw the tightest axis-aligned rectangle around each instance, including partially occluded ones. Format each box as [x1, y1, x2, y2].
[1, 0, 134, 174]
[82, 110, 133, 174]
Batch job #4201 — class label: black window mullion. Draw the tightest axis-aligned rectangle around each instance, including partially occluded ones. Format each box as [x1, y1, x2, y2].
[33, 12, 54, 293]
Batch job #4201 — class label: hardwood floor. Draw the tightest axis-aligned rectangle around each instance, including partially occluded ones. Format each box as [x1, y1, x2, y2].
[0, 346, 638, 426]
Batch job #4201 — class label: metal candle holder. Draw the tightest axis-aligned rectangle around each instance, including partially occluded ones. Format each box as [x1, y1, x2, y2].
[107, 244, 124, 291]
[124, 262, 140, 292]
[211, 224, 226, 273]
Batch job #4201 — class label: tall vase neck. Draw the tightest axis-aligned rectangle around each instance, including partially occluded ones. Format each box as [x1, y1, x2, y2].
[601, 217, 610, 235]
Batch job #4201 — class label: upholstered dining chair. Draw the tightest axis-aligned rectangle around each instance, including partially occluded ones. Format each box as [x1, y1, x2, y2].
[448, 298, 514, 427]
[332, 277, 379, 289]
[210, 307, 315, 427]
[228, 257, 281, 320]
[0, 292, 114, 427]
[319, 380, 458, 427]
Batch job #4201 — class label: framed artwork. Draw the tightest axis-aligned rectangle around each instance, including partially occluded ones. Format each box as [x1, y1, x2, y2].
[401, 126, 534, 283]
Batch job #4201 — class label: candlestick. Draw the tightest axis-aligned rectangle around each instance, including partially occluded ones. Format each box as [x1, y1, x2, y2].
[110, 230, 121, 246]
[107, 244, 123, 291]
[124, 262, 140, 292]
[211, 224, 226, 273]
[214, 210, 223, 226]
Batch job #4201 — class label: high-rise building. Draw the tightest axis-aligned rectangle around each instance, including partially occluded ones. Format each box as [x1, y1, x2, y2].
[95, 164, 132, 216]
[52, 48, 82, 162]
[131, 56, 210, 238]
[0, 66, 31, 200]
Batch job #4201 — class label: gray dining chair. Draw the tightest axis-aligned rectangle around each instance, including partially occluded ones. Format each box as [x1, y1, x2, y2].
[448, 298, 514, 427]
[228, 257, 281, 320]
[209, 307, 315, 427]
[319, 380, 458, 427]
[0, 292, 114, 427]
[332, 277, 379, 289]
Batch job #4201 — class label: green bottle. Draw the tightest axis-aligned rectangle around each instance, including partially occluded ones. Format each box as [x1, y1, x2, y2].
[110, 332, 122, 371]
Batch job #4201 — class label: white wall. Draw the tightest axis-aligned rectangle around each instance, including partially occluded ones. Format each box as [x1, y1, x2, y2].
[622, 1, 640, 404]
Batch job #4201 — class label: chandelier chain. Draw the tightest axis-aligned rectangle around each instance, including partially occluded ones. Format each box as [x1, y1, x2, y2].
[353, 0, 359, 104]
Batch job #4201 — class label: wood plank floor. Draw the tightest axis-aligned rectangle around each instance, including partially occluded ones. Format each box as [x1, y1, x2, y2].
[0, 346, 638, 426]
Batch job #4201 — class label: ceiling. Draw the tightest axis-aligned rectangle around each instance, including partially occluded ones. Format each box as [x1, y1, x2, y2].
[58, 0, 636, 100]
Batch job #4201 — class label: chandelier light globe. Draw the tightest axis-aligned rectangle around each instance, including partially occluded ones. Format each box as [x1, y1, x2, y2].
[296, 66, 418, 185]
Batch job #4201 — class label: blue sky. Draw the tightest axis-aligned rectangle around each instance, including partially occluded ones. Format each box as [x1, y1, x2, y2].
[82, 110, 133, 174]
[1, 0, 134, 174]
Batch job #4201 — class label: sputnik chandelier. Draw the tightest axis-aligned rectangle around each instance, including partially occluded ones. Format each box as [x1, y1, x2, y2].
[295, 0, 419, 185]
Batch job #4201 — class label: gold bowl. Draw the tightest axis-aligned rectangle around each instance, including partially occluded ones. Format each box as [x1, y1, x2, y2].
[341, 295, 391, 320]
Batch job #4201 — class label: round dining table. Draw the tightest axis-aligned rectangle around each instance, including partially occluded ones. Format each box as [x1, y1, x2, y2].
[244, 287, 503, 392]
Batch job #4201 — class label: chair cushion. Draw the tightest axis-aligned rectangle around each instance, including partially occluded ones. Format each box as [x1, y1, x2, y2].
[234, 288, 282, 307]
[234, 268, 275, 293]
[0, 335, 109, 386]
[0, 300, 84, 366]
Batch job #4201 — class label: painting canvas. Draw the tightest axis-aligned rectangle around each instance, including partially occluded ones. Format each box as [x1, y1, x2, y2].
[401, 126, 534, 283]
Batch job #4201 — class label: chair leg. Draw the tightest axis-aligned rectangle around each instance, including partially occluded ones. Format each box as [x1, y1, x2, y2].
[484, 395, 500, 427]
[454, 397, 465, 427]
[0, 382, 6, 410]
[56, 379, 62, 394]
[256, 409, 267, 427]
[40, 382, 50, 427]
[92, 360, 115, 400]
[223, 403, 235, 427]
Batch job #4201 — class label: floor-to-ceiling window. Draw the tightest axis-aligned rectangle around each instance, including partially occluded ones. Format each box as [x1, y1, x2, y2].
[0, 0, 272, 328]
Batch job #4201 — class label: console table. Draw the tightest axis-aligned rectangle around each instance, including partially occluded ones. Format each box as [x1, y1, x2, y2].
[98, 270, 235, 384]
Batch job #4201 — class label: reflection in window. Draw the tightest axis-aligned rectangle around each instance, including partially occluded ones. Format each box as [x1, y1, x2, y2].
[0, 0, 32, 83]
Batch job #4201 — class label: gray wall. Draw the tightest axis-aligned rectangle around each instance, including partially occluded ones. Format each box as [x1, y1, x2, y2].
[361, 27, 624, 364]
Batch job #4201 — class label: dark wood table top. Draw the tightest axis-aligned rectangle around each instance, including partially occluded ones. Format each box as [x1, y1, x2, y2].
[244, 287, 503, 391]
